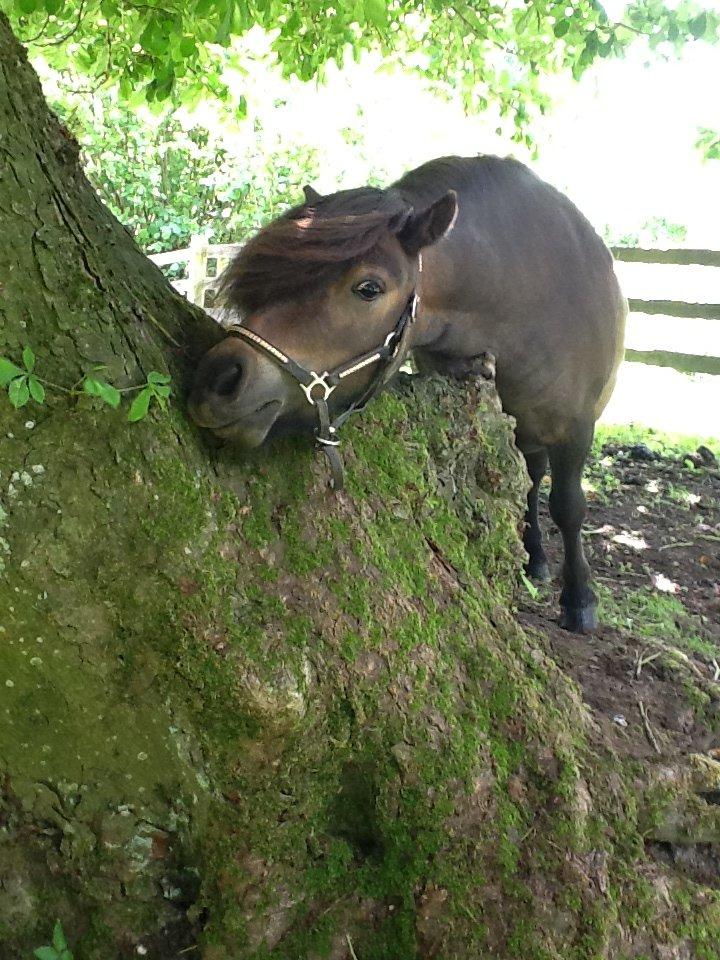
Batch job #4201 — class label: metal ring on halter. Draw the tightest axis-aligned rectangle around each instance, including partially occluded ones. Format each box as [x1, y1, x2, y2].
[300, 372, 336, 406]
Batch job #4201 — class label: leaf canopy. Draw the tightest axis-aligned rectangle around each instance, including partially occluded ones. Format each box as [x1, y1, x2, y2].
[6, 0, 719, 135]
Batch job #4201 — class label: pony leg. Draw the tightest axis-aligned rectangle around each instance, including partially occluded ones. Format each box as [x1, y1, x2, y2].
[547, 424, 597, 633]
[522, 449, 550, 581]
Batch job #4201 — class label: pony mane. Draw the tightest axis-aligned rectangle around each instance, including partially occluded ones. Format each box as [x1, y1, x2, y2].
[219, 187, 411, 315]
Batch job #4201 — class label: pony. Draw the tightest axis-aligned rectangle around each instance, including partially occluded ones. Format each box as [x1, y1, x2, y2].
[189, 156, 627, 632]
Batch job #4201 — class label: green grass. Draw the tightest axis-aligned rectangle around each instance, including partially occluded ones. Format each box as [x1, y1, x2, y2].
[595, 582, 719, 660]
[593, 423, 720, 461]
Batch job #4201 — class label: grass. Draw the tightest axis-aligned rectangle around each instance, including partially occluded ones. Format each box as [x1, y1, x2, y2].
[595, 582, 718, 660]
[587, 423, 719, 660]
[593, 422, 720, 461]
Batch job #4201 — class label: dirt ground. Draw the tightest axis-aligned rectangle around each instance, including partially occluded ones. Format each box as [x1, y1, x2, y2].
[517, 436, 720, 763]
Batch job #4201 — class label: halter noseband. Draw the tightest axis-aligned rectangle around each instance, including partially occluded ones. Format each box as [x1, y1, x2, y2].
[221, 260, 422, 491]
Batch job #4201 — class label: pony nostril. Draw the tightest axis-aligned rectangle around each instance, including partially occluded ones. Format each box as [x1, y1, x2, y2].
[214, 363, 243, 398]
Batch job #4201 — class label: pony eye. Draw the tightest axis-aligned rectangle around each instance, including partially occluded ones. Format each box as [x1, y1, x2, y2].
[353, 279, 384, 302]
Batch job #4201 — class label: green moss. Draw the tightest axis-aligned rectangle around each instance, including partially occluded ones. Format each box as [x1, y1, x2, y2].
[3, 376, 718, 958]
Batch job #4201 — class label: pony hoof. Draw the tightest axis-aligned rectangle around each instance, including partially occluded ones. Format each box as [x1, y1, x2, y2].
[559, 605, 598, 634]
[525, 559, 551, 582]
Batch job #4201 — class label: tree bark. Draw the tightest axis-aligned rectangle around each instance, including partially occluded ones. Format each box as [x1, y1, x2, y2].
[2, 14, 720, 960]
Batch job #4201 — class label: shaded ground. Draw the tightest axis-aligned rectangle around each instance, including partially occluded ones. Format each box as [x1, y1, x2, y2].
[518, 428, 720, 763]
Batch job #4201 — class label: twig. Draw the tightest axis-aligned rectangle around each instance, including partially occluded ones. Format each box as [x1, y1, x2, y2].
[34, 0, 87, 47]
[697, 533, 720, 543]
[658, 541, 694, 551]
[346, 934, 360, 960]
[20, 14, 51, 44]
[638, 700, 662, 755]
[635, 649, 661, 679]
[712, 660, 720, 683]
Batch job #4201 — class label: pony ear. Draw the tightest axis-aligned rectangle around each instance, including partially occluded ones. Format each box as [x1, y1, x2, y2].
[303, 184, 323, 204]
[397, 190, 458, 254]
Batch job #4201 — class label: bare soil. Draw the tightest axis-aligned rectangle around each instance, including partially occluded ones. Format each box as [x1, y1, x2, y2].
[518, 439, 720, 762]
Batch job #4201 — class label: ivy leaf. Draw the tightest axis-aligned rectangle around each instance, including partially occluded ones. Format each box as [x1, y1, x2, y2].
[28, 376, 46, 404]
[128, 386, 153, 421]
[0, 357, 23, 387]
[22, 346, 36, 372]
[8, 376, 30, 408]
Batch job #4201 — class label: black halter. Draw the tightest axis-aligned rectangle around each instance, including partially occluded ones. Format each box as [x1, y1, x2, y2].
[221, 282, 420, 491]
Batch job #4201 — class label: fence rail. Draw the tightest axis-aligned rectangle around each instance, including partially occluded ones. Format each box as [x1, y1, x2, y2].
[148, 235, 241, 313]
[611, 246, 720, 268]
[149, 240, 720, 375]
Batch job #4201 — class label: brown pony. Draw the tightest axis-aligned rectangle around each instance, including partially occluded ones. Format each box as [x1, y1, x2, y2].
[189, 155, 627, 633]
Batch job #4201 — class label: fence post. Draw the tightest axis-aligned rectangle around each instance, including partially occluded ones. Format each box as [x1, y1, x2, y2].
[187, 234, 210, 307]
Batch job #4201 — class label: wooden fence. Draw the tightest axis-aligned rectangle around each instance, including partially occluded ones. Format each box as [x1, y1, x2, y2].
[610, 246, 720, 376]
[148, 239, 720, 375]
[148, 234, 240, 313]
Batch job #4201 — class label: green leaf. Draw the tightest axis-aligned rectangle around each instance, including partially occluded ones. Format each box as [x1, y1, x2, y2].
[18, 0, 41, 12]
[214, 1, 235, 44]
[689, 12, 707, 39]
[152, 383, 171, 400]
[363, 0, 386, 27]
[147, 371, 171, 385]
[553, 19, 570, 38]
[520, 570, 540, 601]
[179, 36, 196, 57]
[33, 948, 58, 960]
[83, 377, 121, 408]
[23, 345, 36, 372]
[98, 382, 121, 408]
[28, 376, 46, 404]
[128, 386, 153, 421]
[0, 357, 23, 387]
[52, 922, 68, 952]
[8, 376, 29, 408]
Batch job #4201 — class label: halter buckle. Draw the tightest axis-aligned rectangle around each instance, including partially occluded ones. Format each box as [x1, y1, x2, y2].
[301, 372, 336, 405]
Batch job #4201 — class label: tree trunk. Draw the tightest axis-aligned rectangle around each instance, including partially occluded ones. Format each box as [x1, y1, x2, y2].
[2, 15, 720, 960]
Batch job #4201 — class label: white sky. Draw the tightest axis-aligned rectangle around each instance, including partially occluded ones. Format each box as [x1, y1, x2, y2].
[216, 26, 720, 247]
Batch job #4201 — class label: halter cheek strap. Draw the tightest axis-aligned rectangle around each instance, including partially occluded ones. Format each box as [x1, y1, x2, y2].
[221, 262, 421, 490]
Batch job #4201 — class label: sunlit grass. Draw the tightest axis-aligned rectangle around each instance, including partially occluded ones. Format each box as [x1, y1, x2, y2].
[595, 582, 718, 660]
[593, 423, 720, 461]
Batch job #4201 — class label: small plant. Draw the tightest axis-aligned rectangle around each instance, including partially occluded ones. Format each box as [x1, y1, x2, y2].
[0, 347, 45, 406]
[33, 921, 73, 960]
[82, 375, 121, 408]
[128, 371, 172, 421]
[1, 347, 170, 422]
[519, 570, 540, 600]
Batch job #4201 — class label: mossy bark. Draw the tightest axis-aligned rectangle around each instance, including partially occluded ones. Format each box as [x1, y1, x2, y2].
[2, 14, 720, 960]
